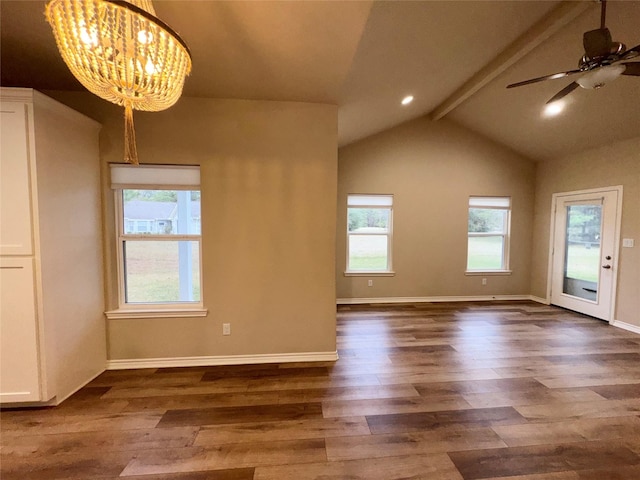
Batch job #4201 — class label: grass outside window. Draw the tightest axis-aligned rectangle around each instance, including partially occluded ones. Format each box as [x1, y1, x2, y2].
[124, 241, 201, 303]
[565, 243, 600, 283]
[467, 236, 505, 271]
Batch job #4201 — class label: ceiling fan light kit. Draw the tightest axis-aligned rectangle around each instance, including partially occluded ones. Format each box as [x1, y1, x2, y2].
[576, 64, 626, 89]
[45, 0, 192, 165]
[507, 0, 639, 110]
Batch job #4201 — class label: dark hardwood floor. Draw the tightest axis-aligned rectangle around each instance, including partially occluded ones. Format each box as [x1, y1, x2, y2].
[2, 301, 640, 479]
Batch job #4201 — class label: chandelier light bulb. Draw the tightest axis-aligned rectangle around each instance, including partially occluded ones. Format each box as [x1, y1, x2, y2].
[137, 30, 153, 44]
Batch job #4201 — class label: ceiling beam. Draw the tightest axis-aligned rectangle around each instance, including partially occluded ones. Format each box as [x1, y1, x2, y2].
[429, 1, 593, 121]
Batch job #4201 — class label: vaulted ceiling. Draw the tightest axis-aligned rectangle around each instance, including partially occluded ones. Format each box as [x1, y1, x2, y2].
[2, 0, 639, 161]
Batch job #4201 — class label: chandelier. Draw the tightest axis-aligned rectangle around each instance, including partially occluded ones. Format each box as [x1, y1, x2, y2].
[45, 0, 192, 165]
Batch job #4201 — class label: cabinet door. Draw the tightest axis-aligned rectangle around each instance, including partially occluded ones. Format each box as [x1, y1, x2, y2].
[0, 102, 33, 255]
[0, 257, 42, 402]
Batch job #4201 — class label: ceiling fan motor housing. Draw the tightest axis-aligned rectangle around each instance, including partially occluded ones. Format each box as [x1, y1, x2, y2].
[583, 28, 611, 58]
[583, 28, 621, 60]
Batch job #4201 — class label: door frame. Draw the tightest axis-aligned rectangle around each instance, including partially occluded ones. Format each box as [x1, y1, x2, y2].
[545, 185, 623, 322]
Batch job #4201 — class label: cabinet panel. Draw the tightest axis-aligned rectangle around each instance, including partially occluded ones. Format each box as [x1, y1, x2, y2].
[0, 89, 104, 406]
[0, 103, 33, 255]
[0, 257, 41, 402]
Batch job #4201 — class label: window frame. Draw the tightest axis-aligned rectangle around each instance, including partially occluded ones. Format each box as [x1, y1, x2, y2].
[345, 194, 394, 276]
[466, 196, 512, 275]
[106, 164, 206, 319]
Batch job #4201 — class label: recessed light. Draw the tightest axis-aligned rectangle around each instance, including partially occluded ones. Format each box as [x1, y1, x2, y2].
[543, 101, 564, 117]
[401, 95, 414, 106]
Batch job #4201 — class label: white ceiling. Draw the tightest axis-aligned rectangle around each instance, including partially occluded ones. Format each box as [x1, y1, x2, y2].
[1, 0, 639, 161]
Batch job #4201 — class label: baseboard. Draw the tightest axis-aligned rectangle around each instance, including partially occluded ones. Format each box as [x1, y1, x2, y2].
[529, 295, 550, 305]
[610, 320, 640, 335]
[106, 351, 339, 370]
[336, 295, 533, 305]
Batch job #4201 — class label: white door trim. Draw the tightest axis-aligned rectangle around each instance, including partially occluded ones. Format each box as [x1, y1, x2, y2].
[546, 185, 623, 322]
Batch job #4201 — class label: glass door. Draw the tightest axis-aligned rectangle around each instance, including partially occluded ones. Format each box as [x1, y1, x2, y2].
[551, 189, 620, 320]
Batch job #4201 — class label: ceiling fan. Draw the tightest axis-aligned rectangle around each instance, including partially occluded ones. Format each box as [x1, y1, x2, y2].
[507, 0, 640, 105]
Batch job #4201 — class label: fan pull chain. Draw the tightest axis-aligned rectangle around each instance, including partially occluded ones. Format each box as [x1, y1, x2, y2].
[124, 102, 139, 165]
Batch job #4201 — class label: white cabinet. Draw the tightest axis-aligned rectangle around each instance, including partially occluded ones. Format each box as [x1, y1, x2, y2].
[0, 88, 106, 405]
[0, 258, 40, 402]
[0, 102, 33, 255]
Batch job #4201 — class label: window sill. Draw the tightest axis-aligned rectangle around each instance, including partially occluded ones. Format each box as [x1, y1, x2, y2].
[465, 270, 512, 276]
[344, 271, 396, 277]
[105, 307, 208, 320]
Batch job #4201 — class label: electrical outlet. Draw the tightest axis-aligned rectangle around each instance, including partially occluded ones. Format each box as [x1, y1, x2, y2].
[222, 323, 231, 335]
[482, 278, 487, 286]
[368, 279, 373, 287]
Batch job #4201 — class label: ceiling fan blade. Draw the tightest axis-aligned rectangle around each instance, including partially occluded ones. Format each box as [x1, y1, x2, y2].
[621, 44, 640, 60]
[507, 70, 582, 89]
[546, 82, 580, 104]
[622, 62, 640, 76]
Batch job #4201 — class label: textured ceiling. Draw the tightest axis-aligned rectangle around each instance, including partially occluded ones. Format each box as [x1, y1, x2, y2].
[1, 0, 639, 161]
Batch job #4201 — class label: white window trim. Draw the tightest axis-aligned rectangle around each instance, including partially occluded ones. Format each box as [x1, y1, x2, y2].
[109, 165, 205, 317]
[345, 194, 394, 275]
[344, 271, 396, 277]
[105, 307, 207, 320]
[466, 197, 512, 274]
[465, 270, 512, 276]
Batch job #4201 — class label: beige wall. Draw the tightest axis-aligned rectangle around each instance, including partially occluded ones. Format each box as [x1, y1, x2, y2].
[49, 93, 338, 360]
[531, 137, 640, 327]
[337, 117, 536, 300]
[44, 88, 637, 364]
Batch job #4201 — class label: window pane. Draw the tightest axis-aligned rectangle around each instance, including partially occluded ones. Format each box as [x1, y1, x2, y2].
[124, 241, 200, 303]
[468, 208, 506, 233]
[123, 190, 201, 234]
[348, 208, 390, 233]
[467, 236, 504, 270]
[564, 205, 601, 282]
[348, 235, 388, 271]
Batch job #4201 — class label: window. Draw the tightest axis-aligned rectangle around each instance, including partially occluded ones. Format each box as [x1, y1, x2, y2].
[467, 196, 511, 272]
[110, 165, 203, 312]
[346, 194, 393, 273]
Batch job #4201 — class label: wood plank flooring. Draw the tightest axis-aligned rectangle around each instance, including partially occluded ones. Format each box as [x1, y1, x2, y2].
[2, 301, 640, 479]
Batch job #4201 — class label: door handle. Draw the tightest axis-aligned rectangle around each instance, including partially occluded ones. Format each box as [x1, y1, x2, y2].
[602, 265, 611, 269]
